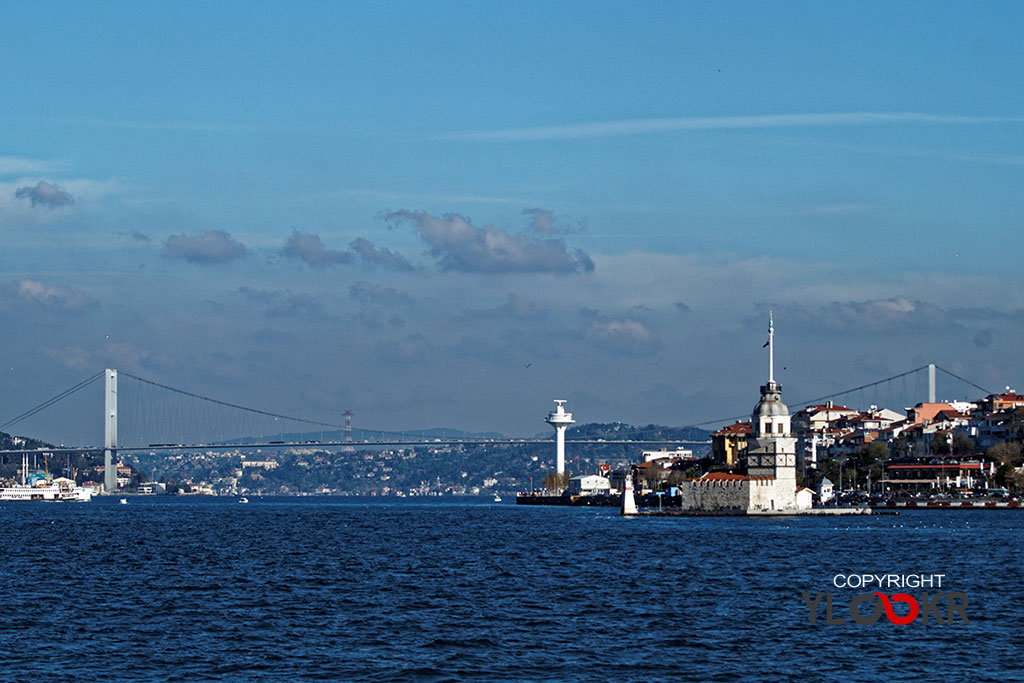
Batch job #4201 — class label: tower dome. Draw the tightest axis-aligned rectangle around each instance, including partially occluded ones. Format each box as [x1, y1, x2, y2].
[752, 381, 789, 420]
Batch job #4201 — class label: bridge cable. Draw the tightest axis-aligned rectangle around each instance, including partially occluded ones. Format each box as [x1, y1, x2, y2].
[933, 365, 991, 396]
[118, 371, 347, 431]
[0, 371, 105, 432]
[120, 372, 504, 443]
[666, 364, 942, 433]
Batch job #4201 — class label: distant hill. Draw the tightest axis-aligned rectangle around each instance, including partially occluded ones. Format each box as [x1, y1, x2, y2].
[217, 422, 708, 446]
[127, 421, 713, 496]
[0, 430, 116, 485]
[220, 426, 506, 446]
[0, 430, 55, 451]
[567, 422, 711, 442]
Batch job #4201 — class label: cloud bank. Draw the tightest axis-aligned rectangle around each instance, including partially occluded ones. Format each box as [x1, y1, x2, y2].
[238, 287, 325, 318]
[164, 229, 247, 264]
[279, 231, 413, 271]
[14, 180, 74, 208]
[350, 281, 413, 305]
[522, 208, 555, 234]
[1, 279, 94, 311]
[281, 230, 353, 267]
[584, 318, 662, 356]
[350, 237, 413, 271]
[386, 210, 594, 274]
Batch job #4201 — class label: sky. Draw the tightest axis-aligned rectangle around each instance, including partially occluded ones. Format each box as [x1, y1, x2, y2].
[2, 1, 1023, 445]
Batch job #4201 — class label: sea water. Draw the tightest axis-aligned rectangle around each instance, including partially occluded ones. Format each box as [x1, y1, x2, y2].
[0, 497, 1019, 681]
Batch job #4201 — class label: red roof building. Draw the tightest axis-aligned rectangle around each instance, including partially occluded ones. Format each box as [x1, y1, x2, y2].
[711, 421, 752, 469]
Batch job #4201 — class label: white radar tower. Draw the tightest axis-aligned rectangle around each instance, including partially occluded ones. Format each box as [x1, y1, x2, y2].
[545, 399, 575, 475]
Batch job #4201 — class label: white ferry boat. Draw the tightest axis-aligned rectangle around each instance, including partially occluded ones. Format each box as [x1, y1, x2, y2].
[0, 482, 62, 501]
[0, 478, 93, 502]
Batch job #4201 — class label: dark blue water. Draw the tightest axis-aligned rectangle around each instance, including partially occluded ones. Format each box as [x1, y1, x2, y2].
[0, 498, 1020, 681]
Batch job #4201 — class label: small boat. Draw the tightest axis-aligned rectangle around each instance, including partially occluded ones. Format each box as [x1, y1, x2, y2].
[239, 497, 249, 504]
[120, 498, 128, 505]
[493, 494, 502, 503]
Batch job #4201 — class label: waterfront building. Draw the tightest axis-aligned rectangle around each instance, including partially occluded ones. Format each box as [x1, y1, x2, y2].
[711, 421, 751, 469]
[882, 453, 997, 493]
[817, 477, 834, 503]
[568, 474, 611, 496]
[677, 314, 808, 511]
[642, 447, 694, 463]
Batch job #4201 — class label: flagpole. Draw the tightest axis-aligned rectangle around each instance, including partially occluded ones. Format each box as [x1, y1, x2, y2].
[768, 311, 774, 384]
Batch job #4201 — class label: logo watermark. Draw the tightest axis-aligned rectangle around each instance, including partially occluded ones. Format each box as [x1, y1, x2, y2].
[803, 574, 969, 625]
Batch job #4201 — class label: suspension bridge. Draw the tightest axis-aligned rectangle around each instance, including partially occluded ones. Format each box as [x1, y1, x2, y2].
[0, 363, 994, 492]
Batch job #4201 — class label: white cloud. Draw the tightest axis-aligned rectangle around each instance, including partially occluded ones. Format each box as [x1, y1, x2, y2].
[2, 279, 94, 310]
[443, 112, 1024, 142]
[281, 230, 353, 268]
[164, 229, 247, 264]
[386, 210, 594, 274]
[522, 208, 555, 234]
[15, 180, 74, 208]
[350, 238, 413, 271]
[584, 318, 661, 356]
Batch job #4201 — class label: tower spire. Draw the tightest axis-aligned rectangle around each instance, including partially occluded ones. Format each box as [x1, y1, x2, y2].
[768, 311, 775, 384]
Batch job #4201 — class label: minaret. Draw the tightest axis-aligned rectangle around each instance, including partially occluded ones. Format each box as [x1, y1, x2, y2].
[545, 399, 575, 475]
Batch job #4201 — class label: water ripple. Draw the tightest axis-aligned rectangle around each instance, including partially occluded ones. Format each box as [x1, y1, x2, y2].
[0, 500, 1018, 680]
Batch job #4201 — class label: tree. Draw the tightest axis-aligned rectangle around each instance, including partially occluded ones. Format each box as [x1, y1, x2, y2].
[987, 442, 1023, 468]
[543, 471, 569, 492]
[994, 462, 1015, 488]
[816, 458, 841, 489]
[845, 441, 889, 490]
[930, 432, 951, 455]
[951, 432, 975, 455]
[893, 431, 915, 459]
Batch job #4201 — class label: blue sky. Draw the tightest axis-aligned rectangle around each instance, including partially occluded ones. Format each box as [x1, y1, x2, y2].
[1, 1, 1023, 443]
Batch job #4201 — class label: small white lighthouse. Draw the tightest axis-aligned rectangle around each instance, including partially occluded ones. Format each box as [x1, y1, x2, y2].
[545, 399, 575, 475]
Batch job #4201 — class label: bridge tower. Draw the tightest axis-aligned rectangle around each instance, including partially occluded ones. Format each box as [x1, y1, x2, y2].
[104, 368, 118, 493]
[928, 363, 936, 403]
[343, 409, 354, 454]
[545, 399, 574, 475]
